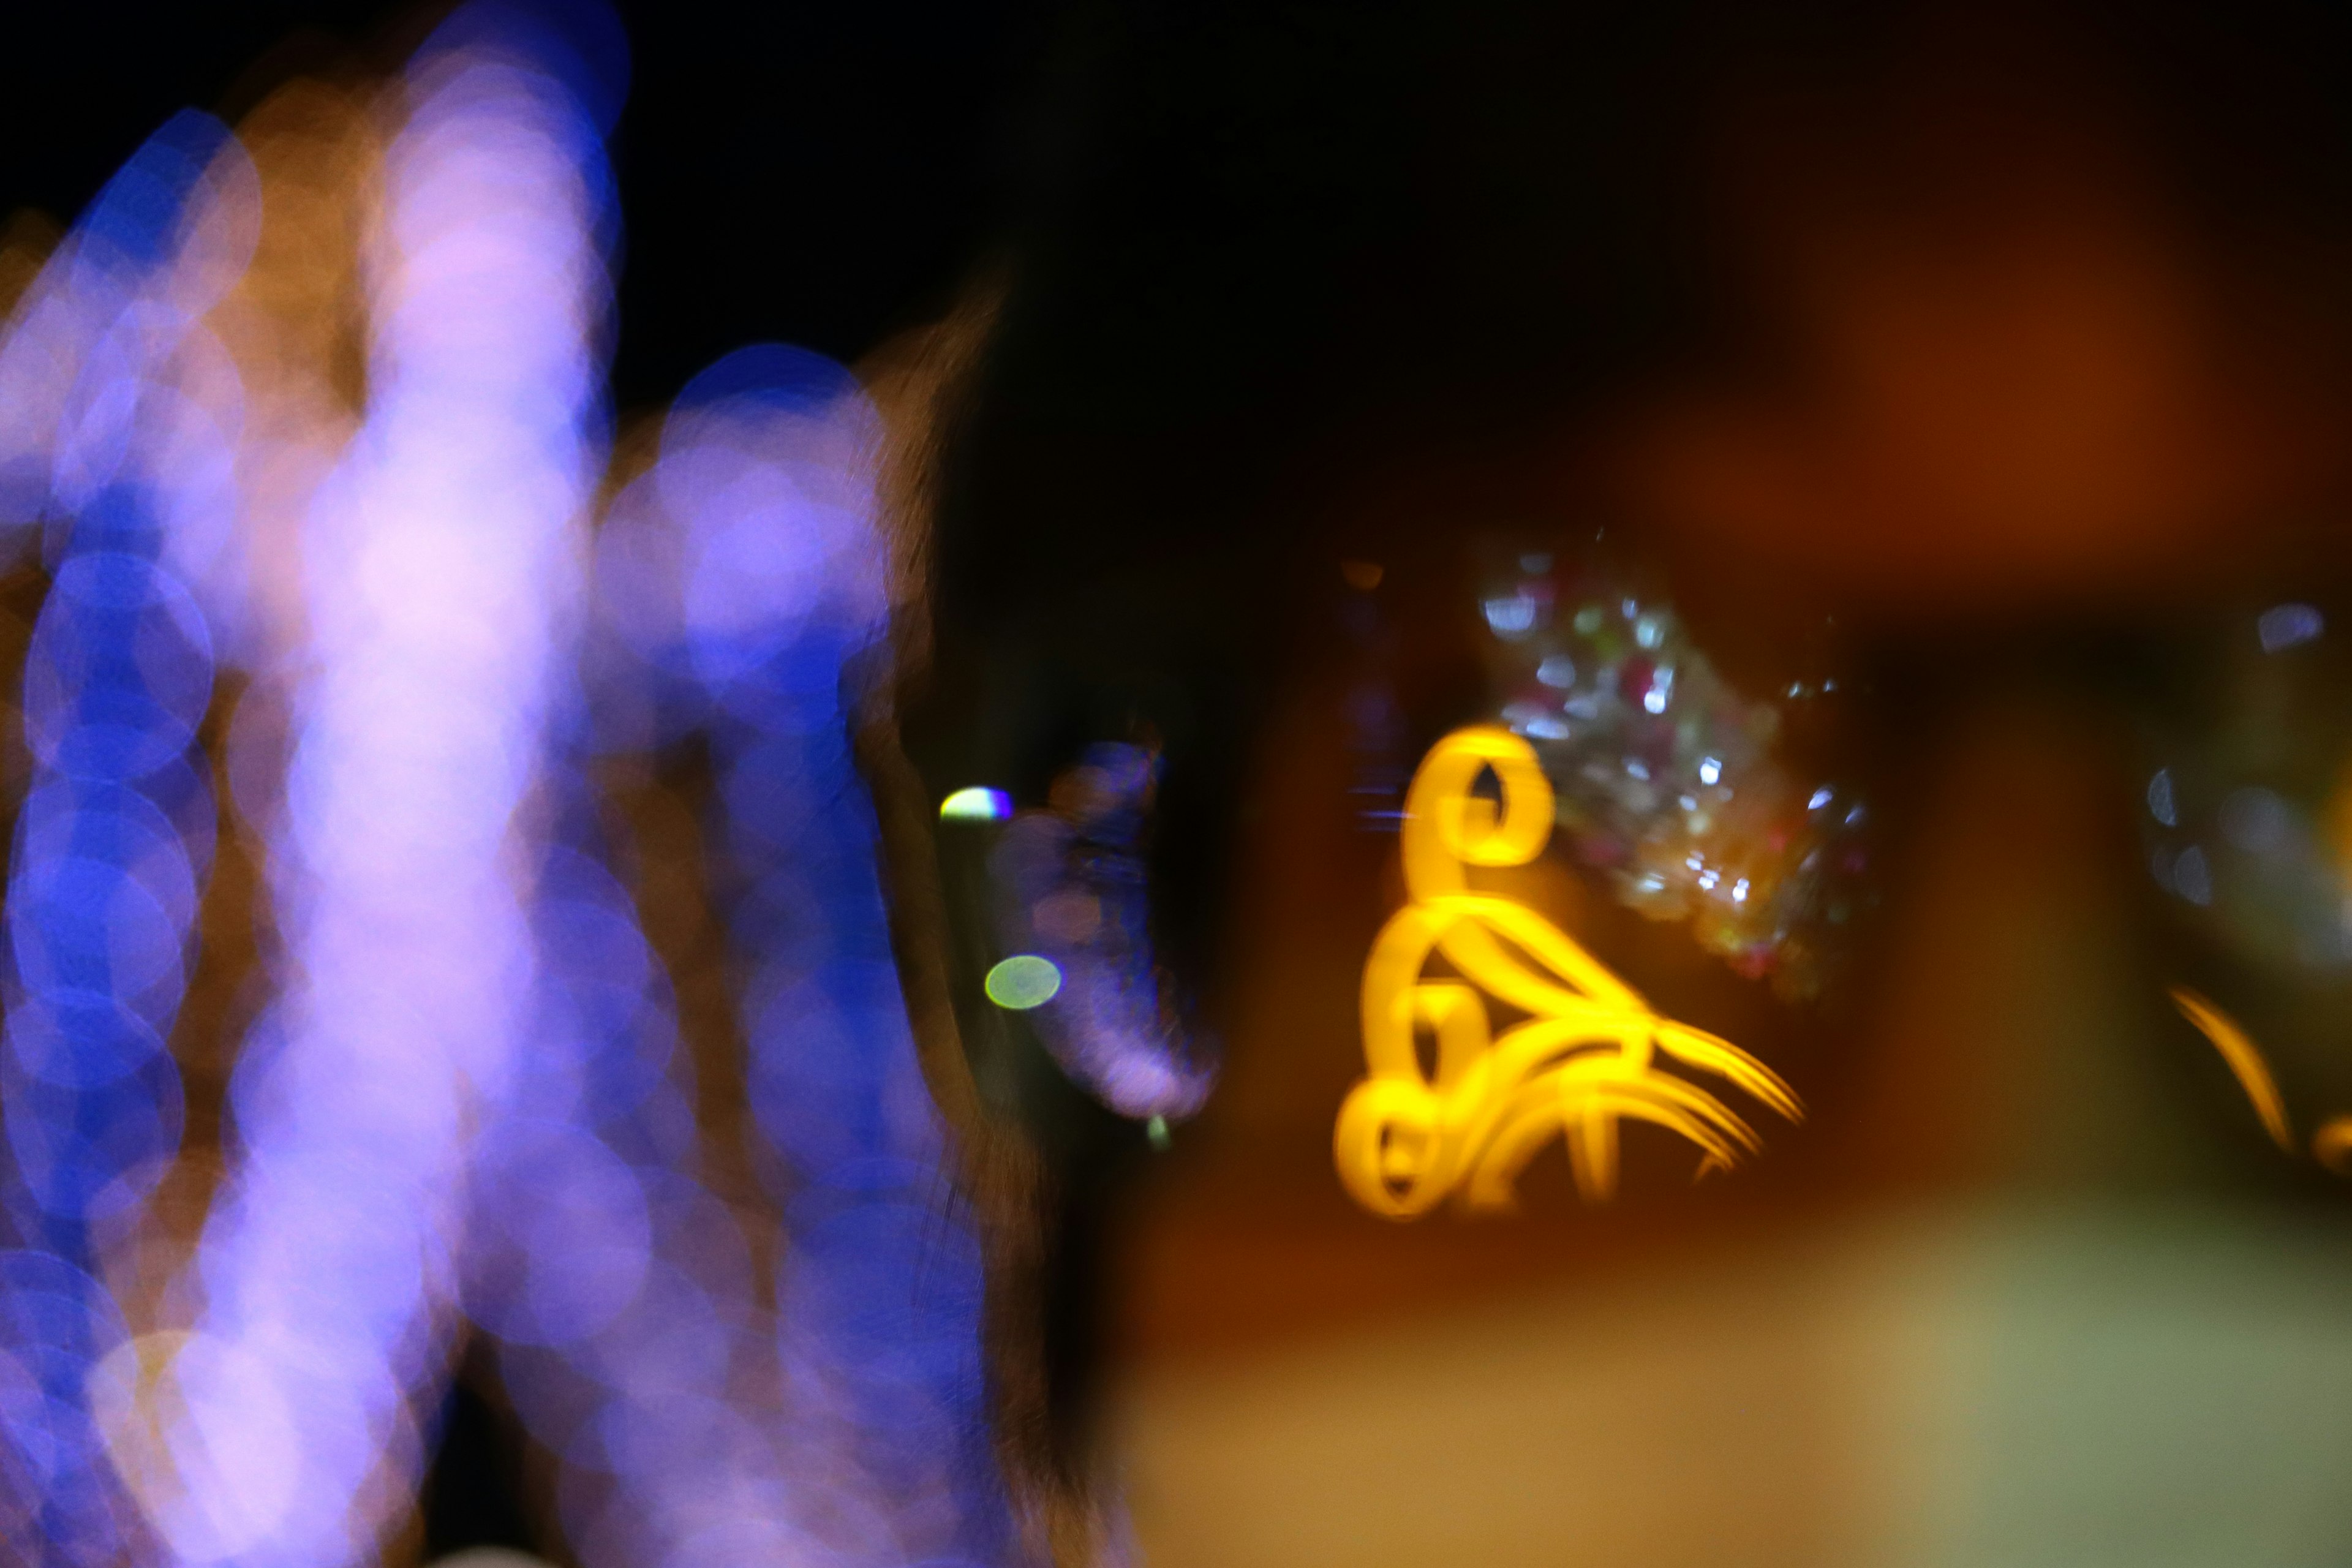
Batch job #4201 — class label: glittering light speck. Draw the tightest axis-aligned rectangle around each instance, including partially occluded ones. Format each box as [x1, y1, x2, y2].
[984, 954, 1063, 1010]
[2147, 769, 2176, 827]
[940, 786, 1012, 822]
[1698, 756, 1721, 785]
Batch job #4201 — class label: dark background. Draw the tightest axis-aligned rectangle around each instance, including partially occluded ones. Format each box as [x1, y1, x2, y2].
[0, 1, 1031, 410]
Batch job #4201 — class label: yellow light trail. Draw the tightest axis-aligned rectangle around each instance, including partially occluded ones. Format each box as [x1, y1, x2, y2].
[2168, 985, 2294, 1153]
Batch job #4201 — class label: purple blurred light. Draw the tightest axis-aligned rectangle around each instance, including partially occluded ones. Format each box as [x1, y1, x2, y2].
[160, 12, 620, 1560]
[0, 9, 1027, 1563]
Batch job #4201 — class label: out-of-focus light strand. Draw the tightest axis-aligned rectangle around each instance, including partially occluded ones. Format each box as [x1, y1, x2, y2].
[589, 341, 1011, 1566]
[141, 10, 624, 1561]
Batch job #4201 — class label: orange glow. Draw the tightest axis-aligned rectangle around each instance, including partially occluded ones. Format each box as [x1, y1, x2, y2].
[2157, 988, 2352, 1175]
[2326, 763, 2352, 894]
[2168, 986, 2294, 1153]
[1335, 726, 1801, 1215]
[2313, 1117, 2352, 1175]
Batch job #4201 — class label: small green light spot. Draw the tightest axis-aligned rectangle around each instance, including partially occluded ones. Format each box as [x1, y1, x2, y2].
[1145, 1115, 1171, 1153]
[940, 786, 1012, 822]
[984, 954, 1062, 1010]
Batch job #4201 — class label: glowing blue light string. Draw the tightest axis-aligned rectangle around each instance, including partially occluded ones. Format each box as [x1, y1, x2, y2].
[147, 12, 619, 1560]
[483, 771, 809, 1568]
[0, 12, 1033, 1562]
[0, 108, 254, 1566]
[645, 344, 1013, 1567]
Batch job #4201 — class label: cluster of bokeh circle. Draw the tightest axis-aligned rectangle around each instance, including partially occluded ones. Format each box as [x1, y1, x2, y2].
[0, 6, 1006, 1566]
[0, 104, 248, 1561]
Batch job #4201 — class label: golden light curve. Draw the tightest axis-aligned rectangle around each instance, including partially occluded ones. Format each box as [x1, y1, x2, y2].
[2165, 985, 2352, 1175]
[1335, 725, 1801, 1216]
[2169, 984, 2294, 1153]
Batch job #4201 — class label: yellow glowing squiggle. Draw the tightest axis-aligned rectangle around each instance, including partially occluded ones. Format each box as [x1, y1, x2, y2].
[1335, 726, 1801, 1215]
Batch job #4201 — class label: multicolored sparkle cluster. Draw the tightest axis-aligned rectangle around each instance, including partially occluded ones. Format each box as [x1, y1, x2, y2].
[1479, 555, 1871, 1000]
